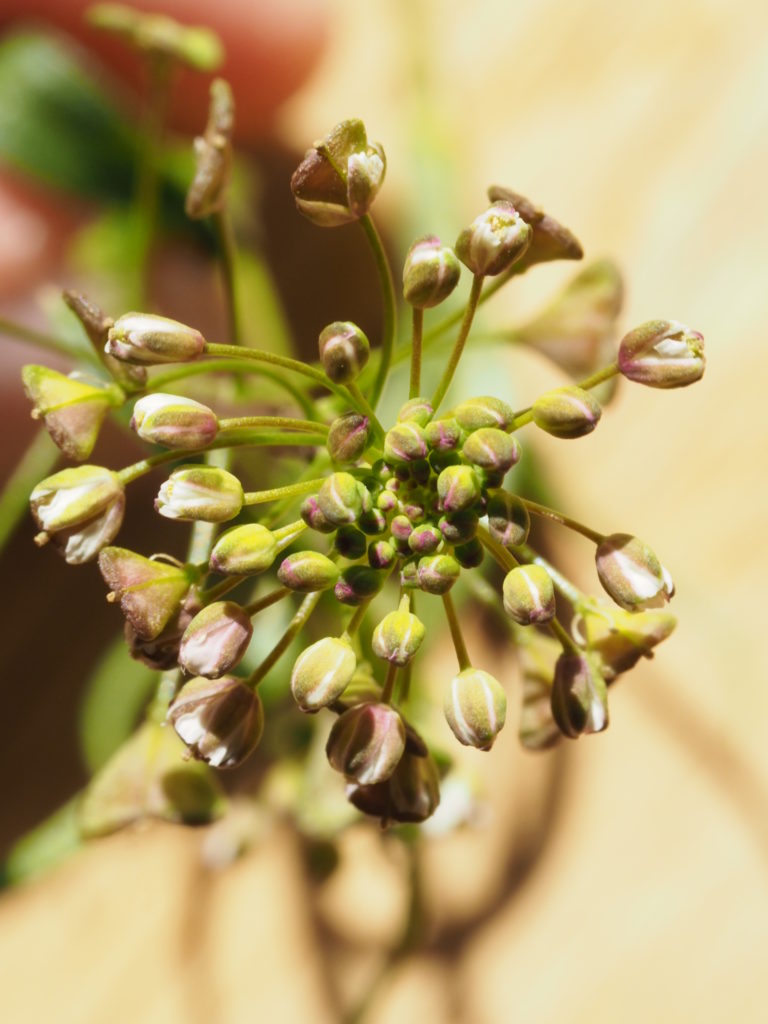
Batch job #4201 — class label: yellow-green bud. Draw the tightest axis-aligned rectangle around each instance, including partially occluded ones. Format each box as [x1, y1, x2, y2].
[487, 490, 530, 549]
[397, 396, 434, 425]
[618, 319, 705, 389]
[106, 312, 205, 365]
[454, 395, 515, 432]
[455, 201, 532, 277]
[384, 422, 429, 464]
[444, 668, 507, 750]
[300, 495, 335, 533]
[346, 750, 440, 824]
[595, 533, 673, 611]
[179, 601, 252, 678]
[403, 235, 461, 309]
[291, 635, 357, 712]
[317, 471, 366, 525]
[425, 417, 463, 451]
[437, 464, 481, 513]
[30, 465, 125, 564]
[209, 523, 277, 575]
[334, 565, 384, 605]
[327, 412, 369, 464]
[408, 523, 442, 555]
[372, 604, 426, 666]
[550, 652, 609, 738]
[318, 321, 370, 383]
[168, 675, 263, 769]
[99, 546, 196, 640]
[131, 393, 218, 449]
[368, 539, 396, 570]
[461, 427, 521, 472]
[326, 702, 406, 785]
[277, 551, 339, 592]
[417, 553, 460, 594]
[574, 604, 676, 681]
[531, 385, 602, 439]
[155, 465, 243, 522]
[502, 565, 556, 624]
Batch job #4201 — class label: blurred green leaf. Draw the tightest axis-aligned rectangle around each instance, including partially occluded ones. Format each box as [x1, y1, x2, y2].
[0, 429, 59, 556]
[1, 797, 81, 887]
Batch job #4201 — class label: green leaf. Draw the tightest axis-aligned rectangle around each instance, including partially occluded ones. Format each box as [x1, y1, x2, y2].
[1, 798, 81, 887]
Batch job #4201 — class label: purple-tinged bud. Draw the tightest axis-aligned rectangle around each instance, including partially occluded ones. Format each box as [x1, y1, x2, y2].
[317, 471, 364, 525]
[573, 604, 676, 682]
[487, 490, 530, 549]
[454, 538, 484, 568]
[291, 119, 386, 227]
[455, 201, 532, 277]
[551, 652, 609, 738]
[155, 465, 243, 522]
[179, 601, 252, 678]
[368, 539, 396, 570]
[185, 78, 233, 219]
[327, 702, 406, 785]
[502, 564, 555, 624]
[300, 495, 335, 534]
[168, 675, 263, 769]
[462, 427, 521, 472]
[22, 365, 123, 461]
[437, 464, 481, 513]
[131, 393, 218, 449]
[425, 417, 463, 452]
[454, 395, 515, 432]
[400, 559, 419, 589]
[403, 235, 461, 309]
[63, 289, 147, 392]
[99, 546, 196, 640]
[408, 523, 442, 555]
[359, 507, 387, 535]
[595, 533, 673, 611]
[618, 319, 705, 389]
[417, 553, 460, 594]
[444, 668, 507, 750]
[397, 396, 434, 426]
[372, 601, 426, 666]
[487, 186, 583, 272]
[531, 385, 602, 439]
[30, 465, 125, 564]
[209, 523, 277, 575]
[376, 489, 398, 514]
[318, 321, 370, 383]
[438, 508, 479, 544]
[334, 525, 367, 559]
[106, 312, 205, 365]
[334, 565, 384, 605]
[291, 635, 357, 712]
[390, 514, 413, 544]
[384, 422, 429, 465]
[346, 750, 440, 824]
[327, 411, 369, 464]
[278, 551, 339, 592]
[125, 590, 200, 669]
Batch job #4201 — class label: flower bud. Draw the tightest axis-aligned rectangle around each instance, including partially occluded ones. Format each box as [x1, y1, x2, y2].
[131, 393, 218, 449]
[487, 490, 530, 549]
[384, 422, 429, 465]
[359, 507, 387, 535]
[487, 186, 583, 272]
[406, 523, 441, 555]
[169, 675, 263, 769]
[376, 489, 398, 514]
[106, 312, 205, 365]
[437, 464, 481, 513]
[372, 603, 426, 666]
[300, 495, 335, 533]
[454, 395, 515, 432]
[318, 321, 370, 383]
[99, 546, 196, 639]
[291, 635, 356, 712]
[444, 668, 506, 750]
[574, 604, 676, 681]
[290, 119, 386, 227]
[595, 533, 673, 611]
[462, 427, 521, 472]
[417, 553, 460, 594]
[209, 523, 277, 575]
[334, 525, 367, 560]
[334, 565, 384, 605]
[455, 201, 532, 277]
[454, 538, 483, 568]
[531, 385, 601, 439]
[22, 365, 123, 461]
[425, 417, 463, 452]
[185, 78, 233, 219]
[502, 564, 556, 624]
[402, 235, 461, 308]
[30, 465, 125, 564]
[277, 551, 339, 592]
[346, 750, 440, 824]
[368, 539, 396, 570]
[156, 465, 243, 522]
[438, 508, 478, 544]
[397, 396, 434, 426]
[618, 319, 705, 389]
[179, 601, 252, 678]
[63, 289, 147, 392]
[317, 471, 366, 525]
[125, 590, 200, 669]
[327, 411, 369, 464]
[550, 652, 609, 738]
[327, 702, 406, 785]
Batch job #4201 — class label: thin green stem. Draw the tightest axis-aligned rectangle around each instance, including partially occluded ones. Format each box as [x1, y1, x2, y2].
[361, 214, 397, 411]
[242, 478, 327, 506]
[520, 498, 604, 544]
[409, 307, 424, 399]
[198, 575, 245, 603]
[345, 382, 385, 444]
[244, 586, 291, 617]
[381, 662, 399, 704]
[344, 598, 372, 638]
[213, 207, 242, 346]
[442, 591, 471, 670]
[430, 273, 484, 413]
[0, 430, 59, 555]
[548, 615, 581, 656]
[477, 523, 518, 572]
[204, 343, 349, 403]
[219, 416, 328, 435]
[248, 591, 322, 687]
[578, 361, 619, 391]
[513, 543, 585, 605]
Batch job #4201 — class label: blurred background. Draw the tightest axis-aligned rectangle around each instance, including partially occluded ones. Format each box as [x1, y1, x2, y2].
[1, 0, 767, 1021]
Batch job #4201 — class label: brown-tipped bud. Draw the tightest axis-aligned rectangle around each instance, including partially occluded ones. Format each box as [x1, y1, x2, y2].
[327, 702, 406, 785]
[438, 508, 479, 544]
[155, 465, 243, 522]
[425, 417, 463, 452]
[169, 675, 263, 769]
[317, 471, 364, 525]
[185, 78, 234, 219]
[334, 525, 367, 559]
[397, 396, 434, 426]
[487, 186, 583, 272]
[454, 395, 515, 431]
[30, 465, 125, 564]
[372, 602, 426, 666]
[551, 652, 609, 738]
[346, 750, 440, 824]
[487, 490, 530, 549]
[574, 604, 677, 681]
[502, 564, 555, 624]
[277, 551, 339, 592]
[462, 427, 521, 472]
[595, 533, 673, 611]
[417, 553, 460, 594]
[290, 119, 386, 227]
[131, 393, 218, 449]
[99, 546, 196, 640]
[444, 668, 507, 750]
[437, 464, 481, 513]
[618, 319, 705, 389]
[455, 201, 532, 277]
[368, 539, 396, 570]
[106, 313, 205, 365]
[209, 523, 278, 575]
[327, 411, 369, 464]
[403, 235, 461, 309]
[300, 495, 335, 534]
[179, 601, 252, 678]
[334, 565, 384, 605]
[384, 422, 429, 465]
[63, 290, 146, 392]
[291, 635, 357, 712]
[318, 321, 370, 383]
[531, 386, 602, 439]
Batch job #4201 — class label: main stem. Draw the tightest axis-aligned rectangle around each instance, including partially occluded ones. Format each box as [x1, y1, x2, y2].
[361, 214, 397, 411]
[430, 273, 484, 412]
[409, 308, 424, 399]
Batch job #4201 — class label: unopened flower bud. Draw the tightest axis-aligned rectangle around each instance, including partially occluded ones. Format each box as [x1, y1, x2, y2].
[278, 551, 339, 592]
[595, 533, 673, 611]
[487, 186, 583, 272]
[156, 465, 243, 522]
[531, 385, 601, 439]
[63, 289, 148, 391]
[209, 523, 277, 575]
[425, 417, 463, 451]
[169, 675, 263, 769]
[454, 538, 484, 568]
[125, 590, 200, 669]
[455, 201, 532, 277]
[454, 395, 515, 432]
[300, 495, 335, 533]
[359, 507, 387, 535]
[618, 319, 705, 389]
[334, 525, 367, 559]
[384, 422, 429, 465]
[316, 471, 364, 526]
[407, 523, 442, 555]
[106, 312, 205, 365]
[30, 465, 125, 564]
[368, 539, 396, 569]
[437, 464, 481, 513]
[327, 411, 369, 464]
[179, 601, 252, 677]
[99, 546, 196, 639]
[418, 553, 460, 594]
[291, 119, 386, 227]
[22, 365, 123, 461]
[372, 601, 426, 666]
[400, 559, 419, 589]
[462, 427, 521, 472]
[390, 514, 413, 551]
[502, 564, 555, 624]
[487, 490, 530, 549]
[131, 393, 218, 449]
[327, 702, 405, 785]
[291, 635, 356, 712]
[403, 235, 461, 308]
[346, 750, 440, 824]
[185, 78, 233, 219]
[376, 489, 398, 514]
[438, 508, 478, 544]
[318, 321, 370, 383]
[551, 652, 609, 738]
[574, 604, 676, 681]
[334, 565, 384, 605]
[397, 396, 434, 425]
[444, 668, 506, 750]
